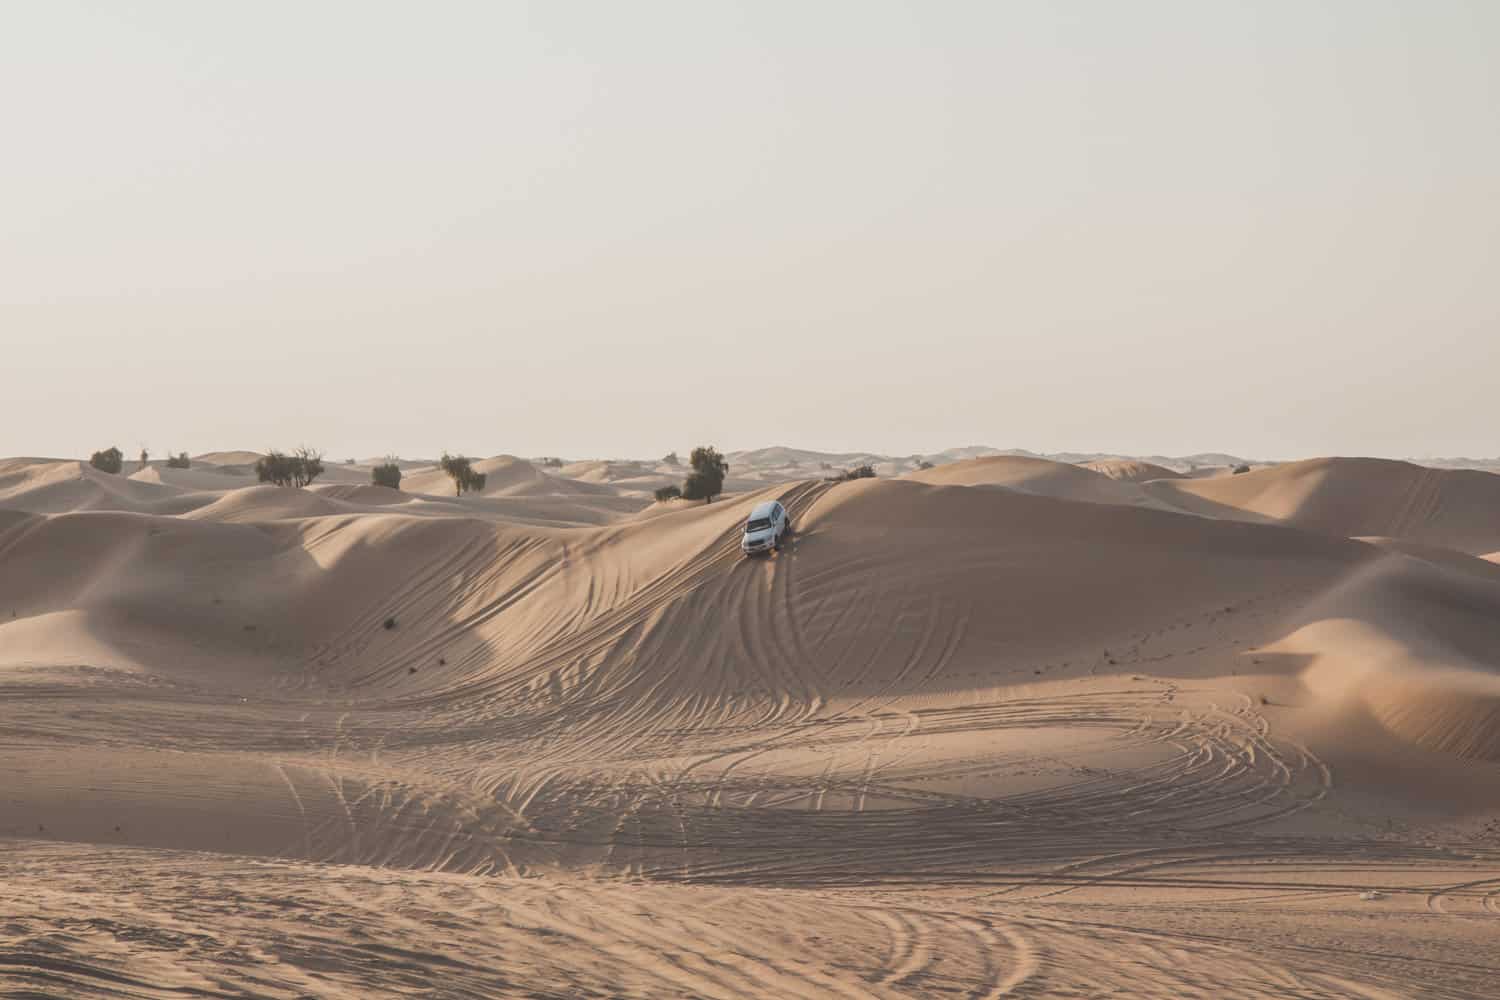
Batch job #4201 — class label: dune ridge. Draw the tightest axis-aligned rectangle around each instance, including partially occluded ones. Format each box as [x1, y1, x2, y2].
[1147, 457, 1500, 553]
[905, 454, 1179, 510]
[1080, 457, 1185, 481]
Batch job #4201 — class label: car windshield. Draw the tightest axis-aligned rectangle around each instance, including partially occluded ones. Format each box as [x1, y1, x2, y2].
[745, 517, 771, 532]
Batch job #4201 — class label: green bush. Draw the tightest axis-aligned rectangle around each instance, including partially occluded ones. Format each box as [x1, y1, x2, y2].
[89, 447, 123, 474]
[372, 460, 402, 489]
[654, 485, 682, 502]
[166, 452, 191, 469]
[833, 464, 875, 482]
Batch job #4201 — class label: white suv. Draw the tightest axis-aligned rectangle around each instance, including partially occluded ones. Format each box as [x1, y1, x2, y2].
[741, 500, 790, 556]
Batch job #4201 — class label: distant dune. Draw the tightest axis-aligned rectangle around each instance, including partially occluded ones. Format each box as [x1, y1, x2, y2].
[1146, 456, 1500, 554]
[557, 458, 658, 483]
[131, 463, 255, 491]
[1080, 458, 1185, 482]
[906, 454, 1177, 510]
[0, 458, 200, 516]
[191, 450, 266, 466]
[400, 455, 623, 499]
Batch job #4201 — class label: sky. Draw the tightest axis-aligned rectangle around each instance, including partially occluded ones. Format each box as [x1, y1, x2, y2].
[3, 1, 1497, 462]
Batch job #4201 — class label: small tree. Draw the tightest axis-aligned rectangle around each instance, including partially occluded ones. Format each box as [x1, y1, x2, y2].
[293, 447, 324, 487]
[681, 445, 728, 503]
[89, 446, 123, 474]
[166, 452, 191, 469]
[139, 446, 150, 469]
[662, 451, 680, 467]
[834, 464, 875, 482]
[440, 453, 487, 496]
[916, 460, 934, 470]
[654, 484, 682, 502]
[372, 459, 402, 490]
[540, 457, 563, 468]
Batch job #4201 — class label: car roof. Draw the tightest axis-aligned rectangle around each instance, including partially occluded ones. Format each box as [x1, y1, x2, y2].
[748, 500, 778, 518]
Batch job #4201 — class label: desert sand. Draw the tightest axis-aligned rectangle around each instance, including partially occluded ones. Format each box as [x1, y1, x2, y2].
[3, 450, 1499, 997]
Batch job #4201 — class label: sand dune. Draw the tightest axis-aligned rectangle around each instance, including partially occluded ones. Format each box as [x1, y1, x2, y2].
[1080, 457, 1185, 481]
[184, 483, 362, 522]
[1274, 552, 1500, 762]
[130, 462, 257, 491]
[400, 454, 624, 498]
[1148, 456, 1500, 553]
[0, 458, 202, 516]
[191, 449, 266, 466]
[906, 454, 1177, 509]
[557, 458, 660, 482]
[310, 482, 412, 505]
[3, 454, 1499, 997]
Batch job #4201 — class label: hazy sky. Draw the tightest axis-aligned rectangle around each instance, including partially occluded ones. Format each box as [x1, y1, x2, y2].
[4, 1, 1497, 461]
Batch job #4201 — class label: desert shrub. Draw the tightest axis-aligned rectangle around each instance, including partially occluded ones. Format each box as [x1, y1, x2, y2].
[383, 617, 397, 630]
[255, 447, 325, 487]
[139, 447, 149, 468]
[295, 447, 325, 486]
[256, 451, 293, 486]
[166, 452, 191, 469]
[662, 451, 680, 467]
[680, 445, 728, 503]
[654, 484, 682, 502]
[540, 457, 564, 468]
[89, 447, 123, 474]
[833, 464, 876, 482]
[1232, 463, 1251, 475]
[440, 453, 487, 496]
[916, 460, 934, 471]
[371, 460, 402, 489]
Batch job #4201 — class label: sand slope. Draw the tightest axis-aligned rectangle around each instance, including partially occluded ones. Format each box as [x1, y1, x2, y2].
[1147, 457, 1500, 553]
[1273, 550, 1500, 762]
[3, 457, 1499, 997]
[1081, 458, 1185, 481]
[0, 459, 202, 516]
[557, 458, 659, 482]
[192, 450, 267, 466]
[905, 454, 1177, 510]
[130, 463, 257, 491]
